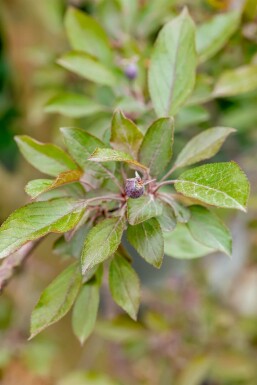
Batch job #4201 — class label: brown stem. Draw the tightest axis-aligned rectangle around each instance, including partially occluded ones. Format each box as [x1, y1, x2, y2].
[152, 180, 178, 193]
[0, 239, 42, 293]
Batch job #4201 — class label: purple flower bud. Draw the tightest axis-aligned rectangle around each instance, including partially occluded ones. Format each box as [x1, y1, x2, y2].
[125, 176, 145, 199]
[124, 63, 138, 80]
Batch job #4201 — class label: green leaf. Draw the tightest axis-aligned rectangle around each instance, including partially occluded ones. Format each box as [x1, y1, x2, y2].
[45, 93, 103, 118]
[61, 127, 114, 178]
[139, 117, 174, 177]
[213, 65, 257, 97]
[127, 195, 163, 225]
[0, 198, 86, 259]
[148, 8, 196, 116]
[15, 135, 77, 177]
[88, 148, 148, 171]
[72, 281, 100, 344]
[159, 195, 191, 223]
[187, 205, 232, 256]
[196, 11, 240, 63]
[157, 202, 177, 232]
[25, 170, 83, 199]
[127, 218, 164, 268]
[81, 217, 125, 273]
[175, 162, 250, 211]
[109, 252, 140, 320]
[174, 127, 235, 168]
[57, 51, 116, 86]
[164, 224, 215, 259]
[110, 110, 143, 159]
[65, 7, 112, 64]
[30, 263, 81, 339]
[53, 225, 90, 259]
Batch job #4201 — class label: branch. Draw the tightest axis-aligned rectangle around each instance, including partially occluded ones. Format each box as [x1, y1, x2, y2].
[0, 239, 42, 293]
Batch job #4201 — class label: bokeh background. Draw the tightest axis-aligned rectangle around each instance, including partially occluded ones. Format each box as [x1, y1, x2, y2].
[0, 0, 257, 384]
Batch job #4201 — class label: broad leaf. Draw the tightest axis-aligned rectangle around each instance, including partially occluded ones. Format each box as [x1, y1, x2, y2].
[174, 127, 235, 168]
[88, 148, 148, 171]
[72, 281, 100, 344]
[157, 202, 177, 232]
[81, 217, 125, 273]
[110, 110, 143, 159]
[139, 117, 174, 177]
[25, 169, 82, 199]
[57, 51, 116, 86]
[0, 198, 86, 259]
[127, 195, 163, 225]
[15, 135, 77, 177]
[164, 224, 215, 259]
[175, 162, 250, 211]
[65, 7, 112, 64]
[61, 127, 114, 178]
[30, 263, 82, 339]
[187, 205, 232, 255]
[213, 65, 257, 97]
[196, 11, 240, 63]
[127, 218, 164, 268]
[45, 93, 103, 118]
[109, 252, 140, 320]
[148, 8, 196, 116]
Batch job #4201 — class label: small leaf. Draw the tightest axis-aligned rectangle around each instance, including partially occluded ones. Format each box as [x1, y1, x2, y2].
[65, 7, 112, 64]
[164, 224, 215, 259]
[81, 217, 125, 273]
[15, 135, 77, 177]
[61, 127, 114, 178]
[148, 8, 196, 116]
[174, 127, 235, 168]
[127, 218, 164, 268]
[175, 162, 250, 211]
[187, 205, 232, 255]
[196, 11, 240, 63]
[72, 281, 99, 344]
[0, 198, 86, 259]
[127, 195, 163, 225]
[110, 110, 143, 159]
[109, 252, 140, 320]
[157, 202, 177, 232]
[213, 65, 257, 97]
[159, 195, 191, 223]
[25, 169, 83, 199]
[45, 93, 103, 118]
[139, 117, 174, 177]
[57, 51, 116, 86]
[88, 148, 148, 171]
[30, 263, 82, 339]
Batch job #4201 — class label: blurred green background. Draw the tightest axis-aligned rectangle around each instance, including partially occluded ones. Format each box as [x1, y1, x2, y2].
[0, 0, 257, 384]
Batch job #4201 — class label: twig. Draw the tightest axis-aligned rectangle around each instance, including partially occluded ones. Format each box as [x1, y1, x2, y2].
[0, 239, 42, 293]
[152, 180, 178, 193]
[159, 165, 177, 182]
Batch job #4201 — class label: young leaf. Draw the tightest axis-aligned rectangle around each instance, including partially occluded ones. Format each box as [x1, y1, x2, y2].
[57, 51, 116, 86]
[45, 93, 103, 118]
[61, 127, 114, 178]
[157, 202, 177, 232]
[88, 148, 148, 171]
[127, 218, 164, 268]
[72, 281, 100, 344]
[213, 65, 257, 97]
[81, 217, 126, 273]
[110, 110, 143, 159]
[0, 198, 86, 259]
[65, 7, 112, 64]
[15, 135, 77, 177]
[139, 117, 174, 177]
[196, 11, 240, 63]
[175, 162, 250, 211]
[174, 127, 235, 169]
[148, 8, 196, 116]
[127, 195, 163, 225]
[164, 224, 215, 259]
[30, 263, 82, 339]
[25, 169, 83, 199]
[109, 252, 140, 320]
[187, 205, 232, 256]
